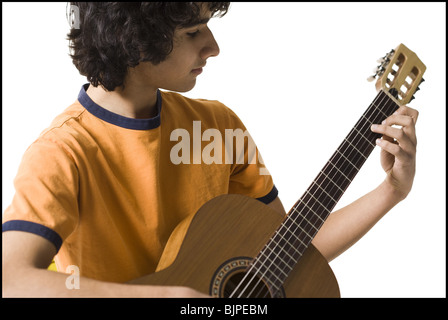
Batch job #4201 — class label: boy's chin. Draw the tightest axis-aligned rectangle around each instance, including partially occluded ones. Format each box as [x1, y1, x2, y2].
[161, 80, 197, 93]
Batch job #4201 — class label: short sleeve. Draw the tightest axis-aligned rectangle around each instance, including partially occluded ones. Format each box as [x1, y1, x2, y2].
[2, 136, 79, 252]
[224, 110, 278, 204]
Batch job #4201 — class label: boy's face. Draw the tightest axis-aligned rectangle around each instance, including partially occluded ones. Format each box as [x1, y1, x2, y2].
[129, 10, 220, 93]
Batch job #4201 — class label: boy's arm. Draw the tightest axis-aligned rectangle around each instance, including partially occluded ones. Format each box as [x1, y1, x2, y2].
[311, 181, 402, 262]
[2, 231, 208, 297]
[269, 105, 418, 263]
[269, 183, 402, 263]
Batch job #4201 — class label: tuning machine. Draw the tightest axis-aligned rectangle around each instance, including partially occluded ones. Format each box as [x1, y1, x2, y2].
[410, 77, 425, 102]
[367, 48, 395, 82]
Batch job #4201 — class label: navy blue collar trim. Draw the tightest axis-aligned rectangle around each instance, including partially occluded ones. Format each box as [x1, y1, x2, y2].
[78, 83, 162, 130]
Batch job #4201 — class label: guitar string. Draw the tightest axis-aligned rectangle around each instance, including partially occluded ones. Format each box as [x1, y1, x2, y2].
[228, 91, 393, 297]
[231, 91, 396, 297]
[229, 91, 393, 297]
[231, 91, 391, 297]
[253, 91, 399, 298]
[251, 92, 398, 297]
[230, 90, 399, 297]
[253, 91, 400, 298]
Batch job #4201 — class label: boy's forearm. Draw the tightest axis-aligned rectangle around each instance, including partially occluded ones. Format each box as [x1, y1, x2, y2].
[3, 266, 150, 297]
[312, 180, 402, 262]
[2, 266, 205, 298]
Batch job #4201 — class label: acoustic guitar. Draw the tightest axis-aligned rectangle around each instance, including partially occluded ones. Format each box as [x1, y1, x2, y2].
[129, 44, 426, 297]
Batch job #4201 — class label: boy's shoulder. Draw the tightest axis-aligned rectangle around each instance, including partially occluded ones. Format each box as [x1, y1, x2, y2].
[161, 90, 226, 108]
[160, 90, 241, 122]
[38, 101, 87, 139]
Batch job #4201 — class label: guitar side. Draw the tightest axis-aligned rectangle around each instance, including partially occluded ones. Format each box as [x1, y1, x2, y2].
[129, 194, 340, 298]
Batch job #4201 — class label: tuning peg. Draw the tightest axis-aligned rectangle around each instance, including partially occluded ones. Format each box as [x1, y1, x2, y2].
[409, 95, 415, 103]
[415, 87, 420, 92]
[370, 66, 385, 79]
[373, 66, 383, 73]
[379, 49, 395, 64]
[419, 78, 425, 85]
[377, 57, 391, 65]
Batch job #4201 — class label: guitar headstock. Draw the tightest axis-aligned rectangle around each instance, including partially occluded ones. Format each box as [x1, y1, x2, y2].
[367, 43, 426, 106]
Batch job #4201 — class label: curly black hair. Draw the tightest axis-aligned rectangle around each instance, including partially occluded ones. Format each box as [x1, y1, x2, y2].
[67, 2, 230, 91]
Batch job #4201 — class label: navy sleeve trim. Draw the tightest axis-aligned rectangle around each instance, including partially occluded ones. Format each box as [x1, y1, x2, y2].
[256, 185, 279, 205]
[2, 220, 63, 253]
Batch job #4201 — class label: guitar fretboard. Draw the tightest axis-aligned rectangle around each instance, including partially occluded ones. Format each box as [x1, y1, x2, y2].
[251, 89, 400, 294]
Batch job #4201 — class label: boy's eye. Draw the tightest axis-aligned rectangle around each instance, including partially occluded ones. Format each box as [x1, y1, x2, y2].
[186, 30, 200, 38]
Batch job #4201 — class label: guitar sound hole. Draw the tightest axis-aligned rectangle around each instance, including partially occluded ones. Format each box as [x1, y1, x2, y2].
[223, 271, 273, 298]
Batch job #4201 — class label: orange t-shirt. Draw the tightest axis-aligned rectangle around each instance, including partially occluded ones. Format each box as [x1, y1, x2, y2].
[2, 84, 277, 283]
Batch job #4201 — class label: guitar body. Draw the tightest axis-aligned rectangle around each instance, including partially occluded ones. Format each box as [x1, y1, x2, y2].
[129, 194, 340, 297]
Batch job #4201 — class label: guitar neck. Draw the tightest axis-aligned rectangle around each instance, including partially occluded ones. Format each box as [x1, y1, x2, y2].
[251, 89, 400, 292]
[287, 89, 399, 238]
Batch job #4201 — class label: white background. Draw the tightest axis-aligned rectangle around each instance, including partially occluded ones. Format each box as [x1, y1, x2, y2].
[2, 2, 445, 297]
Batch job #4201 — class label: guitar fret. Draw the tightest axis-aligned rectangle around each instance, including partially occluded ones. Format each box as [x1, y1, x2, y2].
[338, 138, 368, 169]
[351, 125, 376, 148]
[328, 152, 359, 183]
[335, 149, 360, 173]
[303, 184, 337, 219]
[359, 113, 384, 148]
[257, 218, 314, 277]
[319, 168, 346, 193]
[308, 180, 338, 204]
[254, 233, 309, 290]
[343, 137, 368, 161]
[302, 190, 334, 219]
[311, 178, 338, 203]
[361, 114, 373, 127]
[293, 221, 313, 240]
[295, 197, 328, 224]
[372, 102, 389, 118]
[260, 226, 307, 270]
[282, 219, 313, 247]
[327, 158, 353, 184]
[265, 269, 284, 286]
[252, 248, 293, 288]
[268, 230, 302, 261]
[256, 251, 290, 278]
[280, 225, 308, 250]
[279, 224, 308, 248]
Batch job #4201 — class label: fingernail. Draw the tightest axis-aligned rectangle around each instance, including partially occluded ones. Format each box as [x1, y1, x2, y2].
[371, 124, 378, 130]
[382, 120, 386, 124]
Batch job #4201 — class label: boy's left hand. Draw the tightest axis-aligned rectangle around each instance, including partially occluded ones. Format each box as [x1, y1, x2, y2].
[371, 105, 419, 201]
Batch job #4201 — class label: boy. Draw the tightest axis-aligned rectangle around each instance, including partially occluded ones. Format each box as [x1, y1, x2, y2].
[2, 2, 418, 297]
